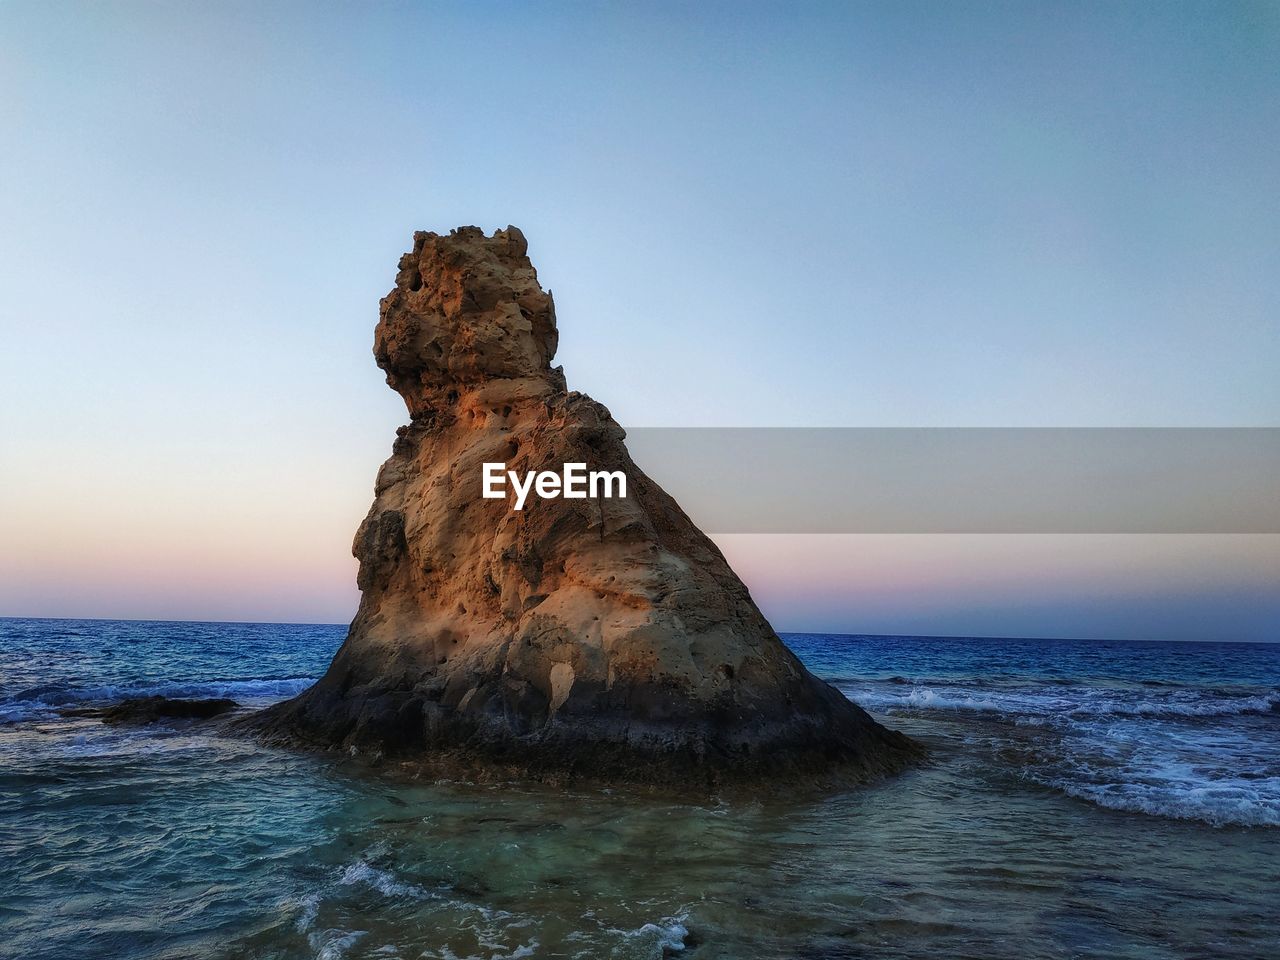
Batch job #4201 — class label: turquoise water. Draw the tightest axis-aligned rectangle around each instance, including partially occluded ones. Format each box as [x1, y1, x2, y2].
[1, 619, 1278, 959]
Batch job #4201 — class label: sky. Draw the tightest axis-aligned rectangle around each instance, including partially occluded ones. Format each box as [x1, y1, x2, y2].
[1, 2, 1277, 640]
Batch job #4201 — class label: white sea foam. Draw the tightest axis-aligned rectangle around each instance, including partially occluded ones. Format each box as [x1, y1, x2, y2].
[1030, 748, 1280, 829]
[1085, 690, 1280, 718]
[608, 912, 690, 954]
[310, 929, 367, 960]
[421, 940, 538, 960]
[284, 891, 322, 933]
[499, 943, 538, 959]
[338, 861, 431, 900]
[1036, 775, 1280, 828]
[645, 919, 688, 953]
[844, 681, 1280, 721]
[842, 678, 1280, 828]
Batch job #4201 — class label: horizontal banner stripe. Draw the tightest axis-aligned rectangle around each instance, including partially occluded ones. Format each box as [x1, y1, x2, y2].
[617, 428, 1280, 533]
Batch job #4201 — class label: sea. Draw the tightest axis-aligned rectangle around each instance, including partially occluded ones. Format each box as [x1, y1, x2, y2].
[1, 617, 1277, 960]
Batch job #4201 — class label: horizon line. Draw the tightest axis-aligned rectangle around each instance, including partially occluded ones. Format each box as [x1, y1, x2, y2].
[1, 614, 1274, 647]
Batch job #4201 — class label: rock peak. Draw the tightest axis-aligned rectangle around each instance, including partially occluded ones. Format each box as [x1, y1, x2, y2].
[377, 225, 561, 414]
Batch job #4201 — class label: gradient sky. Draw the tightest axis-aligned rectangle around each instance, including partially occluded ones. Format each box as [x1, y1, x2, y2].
[1, 2, 1277, 639]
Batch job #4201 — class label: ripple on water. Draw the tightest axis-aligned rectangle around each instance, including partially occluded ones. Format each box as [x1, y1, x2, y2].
[3, 622, 1280, 959]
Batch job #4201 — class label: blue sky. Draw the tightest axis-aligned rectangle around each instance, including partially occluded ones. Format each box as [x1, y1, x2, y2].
[1, 2, 1277, 638]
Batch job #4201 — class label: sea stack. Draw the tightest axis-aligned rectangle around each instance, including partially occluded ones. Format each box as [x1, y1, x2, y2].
[256, 226, 917, 788]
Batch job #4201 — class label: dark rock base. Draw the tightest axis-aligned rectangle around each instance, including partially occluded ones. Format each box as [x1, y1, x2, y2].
[62, 696, 239, 726]
[242, 680, 922, 793]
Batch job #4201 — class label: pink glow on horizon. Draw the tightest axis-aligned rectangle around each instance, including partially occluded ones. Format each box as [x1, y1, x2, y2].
[715, 534, 1280, 641]
[3, 488, 1277, 641]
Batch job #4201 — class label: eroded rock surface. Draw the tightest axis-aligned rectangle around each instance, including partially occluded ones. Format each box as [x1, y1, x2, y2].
[253, 226, 917, 788]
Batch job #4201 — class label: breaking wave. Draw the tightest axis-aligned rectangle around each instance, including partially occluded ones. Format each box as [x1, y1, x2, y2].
[1032, 774, 1280, 828]
[841, 676, 1280, 828]
[842, 680, 1280, 721]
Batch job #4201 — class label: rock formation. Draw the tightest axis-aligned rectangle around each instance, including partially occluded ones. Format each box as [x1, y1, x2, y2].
[63, 696, 239, 725]
[253, 226, 917, 788]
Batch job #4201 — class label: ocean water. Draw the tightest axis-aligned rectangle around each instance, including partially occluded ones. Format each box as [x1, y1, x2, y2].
[1, 619, 1277, 959]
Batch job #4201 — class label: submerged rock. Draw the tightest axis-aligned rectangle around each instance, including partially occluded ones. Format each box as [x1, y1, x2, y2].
[62, 696, 240, 725]
[252, 226, 918, 788]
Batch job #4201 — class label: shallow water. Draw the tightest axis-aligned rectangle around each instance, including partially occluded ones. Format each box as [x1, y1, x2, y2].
[1, 619, 1278, 959]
